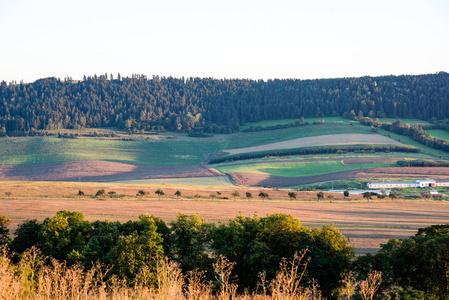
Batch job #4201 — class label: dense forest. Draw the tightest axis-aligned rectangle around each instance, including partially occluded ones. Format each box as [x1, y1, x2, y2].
[0, 72, 448, 136]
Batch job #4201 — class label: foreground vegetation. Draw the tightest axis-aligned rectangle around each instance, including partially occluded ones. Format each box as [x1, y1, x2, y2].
[0, 211, 447, 299]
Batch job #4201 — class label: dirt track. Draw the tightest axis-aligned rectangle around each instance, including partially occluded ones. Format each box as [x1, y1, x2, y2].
[0, 161, 223, 182]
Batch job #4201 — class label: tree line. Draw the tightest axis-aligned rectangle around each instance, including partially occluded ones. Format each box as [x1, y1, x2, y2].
[0, 72, 448, 136]
[209, 144, 419, 164]
[360, 117, 449, 153]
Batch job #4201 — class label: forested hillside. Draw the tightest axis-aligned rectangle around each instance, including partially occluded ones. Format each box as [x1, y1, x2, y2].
[1, 72, 448, 136]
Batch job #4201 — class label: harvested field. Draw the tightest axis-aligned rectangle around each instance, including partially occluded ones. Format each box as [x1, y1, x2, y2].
[229, 171, 357, 187]
[1, 197, 447, 254]
[359, 167, 449, 176]
[224, 133, 400, 155]
[0, 161, 223, 182]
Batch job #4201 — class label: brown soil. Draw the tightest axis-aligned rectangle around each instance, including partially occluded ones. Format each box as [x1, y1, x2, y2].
[230, 166, 449, 187]
[0, 161, 223, 182]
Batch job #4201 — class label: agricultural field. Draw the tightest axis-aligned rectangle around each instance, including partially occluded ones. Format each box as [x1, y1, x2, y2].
[0, 181, 448, 254]
[239, 117, 349, 131]
[426, 129, 449, 141]
[0, 118, 447, 188]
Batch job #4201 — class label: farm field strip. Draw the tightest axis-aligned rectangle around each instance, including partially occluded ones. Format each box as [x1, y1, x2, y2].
[0, 137, 226, 166]
[225, 123, 374, 149]
[117, 176, 234, 186]
[426, 129, 449, 141]
[1, 198, 447, 254]
[224, 133, 400, 155]
[216, 160, 397, 178]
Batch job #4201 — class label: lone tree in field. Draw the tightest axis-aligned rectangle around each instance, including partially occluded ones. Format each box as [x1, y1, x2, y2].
[5, 191, 12, 198]
[343, 189, 349, 199]
[363, 192, 372, 201]
[155, 189, 165, 200]
[288, 191, 297, 200]
[259, 191, 268, 200]
[317, 191, 324, 201]
[246, 191, 252, 201]
[95, 189, 105, 197]
[232, 191, 239, 201]
[136, 189, 147, 198]
[174, 190, 181, 200]
[77, 190, 84, 199]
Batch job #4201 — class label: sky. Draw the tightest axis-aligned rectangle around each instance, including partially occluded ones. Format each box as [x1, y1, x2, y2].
[0, 0, 448, 83]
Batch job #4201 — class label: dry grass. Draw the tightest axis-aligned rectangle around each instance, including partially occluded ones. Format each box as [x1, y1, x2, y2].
[0, 246, 336, 300]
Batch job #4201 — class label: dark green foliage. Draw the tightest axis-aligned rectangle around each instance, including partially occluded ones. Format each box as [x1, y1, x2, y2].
[397, 159, 449, 167]
[10, 219, 42, 254]
[155, 189, 165, 199]
[107, 224, 164, 283]
[211, 214, 353, 296]
[288, 191, 297, 199]
[209, 144, 419, 164]
[0, 213, 11, 246]
[317, 191, 324, 200]
[343, 189, 350, 197]
[39, 210, 92, 262]
[136, 189, 147, 197]
[1, 72, 449, 136]
[169, 213, 214, 275]
[258, 191, 268, 200]
[354, 225, 449, 299]
[95, 189, 105, 197]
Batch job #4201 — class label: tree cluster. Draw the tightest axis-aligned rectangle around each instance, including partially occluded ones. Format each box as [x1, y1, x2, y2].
[360, 117, 449, 153]
[354, 225, 449, 299]
[1, 72, 448, 136]
[2, 211, 353, 297]
[208, 143, 418, 164]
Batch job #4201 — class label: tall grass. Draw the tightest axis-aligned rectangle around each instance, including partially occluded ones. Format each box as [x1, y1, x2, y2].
[0, 247, 365, 299]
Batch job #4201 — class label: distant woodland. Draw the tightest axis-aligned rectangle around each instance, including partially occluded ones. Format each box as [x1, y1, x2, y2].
[0, 72, 448, 136]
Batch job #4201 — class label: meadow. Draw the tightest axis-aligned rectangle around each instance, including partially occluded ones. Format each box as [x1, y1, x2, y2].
[0, 136, 226, 166]
[215, 160, 395, 178]
[426, 129, 449, 141]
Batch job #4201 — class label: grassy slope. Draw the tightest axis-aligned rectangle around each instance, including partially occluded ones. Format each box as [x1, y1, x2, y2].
[216, 160, 395, 177]
[239, 117, 349, 131]
[0, 137, 226, 166]
[226, 123, 371, 149]
[426, 129, 449, 141]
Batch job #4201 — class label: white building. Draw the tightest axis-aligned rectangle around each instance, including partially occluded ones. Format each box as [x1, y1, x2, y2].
[367, 179, 449, 189]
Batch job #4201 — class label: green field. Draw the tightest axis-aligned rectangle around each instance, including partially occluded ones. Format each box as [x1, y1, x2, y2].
[426, 129, 449, 141]
[226, 123, 373, 150]
[0, 137, 226, 166]
[215, 160, 395, 177]
[239, 117, 350, 131]
[213, 152, 432, 167]
[376, 118, 431, 125]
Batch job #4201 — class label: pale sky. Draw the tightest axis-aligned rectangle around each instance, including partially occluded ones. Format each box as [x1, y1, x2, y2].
[1, 0, 448, 83]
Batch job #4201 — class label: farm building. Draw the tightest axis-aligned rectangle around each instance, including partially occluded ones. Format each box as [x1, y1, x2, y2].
[367, 179, 449, 189]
